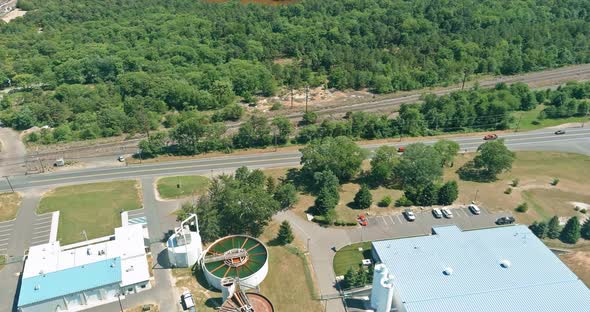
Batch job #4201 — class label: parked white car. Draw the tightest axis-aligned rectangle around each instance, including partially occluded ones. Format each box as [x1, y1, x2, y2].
[404, 209, 416, 221]
[432, 208, 443, 218]
[468, 204, 481, 215]
[442, 208, 453, 218]
[181, 291, 195, 311]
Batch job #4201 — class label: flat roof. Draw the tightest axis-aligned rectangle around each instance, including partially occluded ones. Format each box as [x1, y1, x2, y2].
[19, 224, 149, 306]
[372, 225, 590, 312]
[18, 257, 121, 307]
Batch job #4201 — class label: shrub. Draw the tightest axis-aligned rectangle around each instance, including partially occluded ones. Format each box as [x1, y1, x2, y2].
[395, 195, 413, 207]
[531, 120, 541, 125]
[353, 184, 372, 209]
[560, 216, 581, 244]
[515, 202, 529, 213]
[275, 221, 294, 245]
[512, 178, 519, 187]
[551, 178, 560, 186]
[270, 102, 283, 111]
[378, 196, 392, 207]
[574, 206, 580, 211]
[504, 187, 512, 195]
[580, 208, 588, 214]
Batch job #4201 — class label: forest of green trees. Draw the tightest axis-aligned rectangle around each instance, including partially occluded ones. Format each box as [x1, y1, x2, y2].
[1, 0, 589, 143]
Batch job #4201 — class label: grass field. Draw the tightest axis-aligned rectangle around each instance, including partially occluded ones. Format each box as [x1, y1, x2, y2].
[173, 221, 321, 312]
[37, 181, 142, 245]
[0, 192, 22, 222]
[333, 242, 373, 277]
[157, 176, 210, 199]
[448, 152, 590, 224]
[511, 105, 589, 131]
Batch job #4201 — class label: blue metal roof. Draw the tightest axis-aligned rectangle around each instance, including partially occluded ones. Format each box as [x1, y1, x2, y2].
[18, 257, 122, 307]
[372, 225, 590, 312]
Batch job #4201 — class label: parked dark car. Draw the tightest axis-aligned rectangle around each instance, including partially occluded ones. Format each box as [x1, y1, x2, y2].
[495, 216, 515, 225]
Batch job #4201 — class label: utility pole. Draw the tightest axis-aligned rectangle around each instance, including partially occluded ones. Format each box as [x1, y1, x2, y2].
[305, 84, 309, 113]
[116, 292, 124, 312]
[3, 176, 14, 193]
[473, 189, 479, 203]
[461, 69, 468, 90]
[515, 113, 523, 132]
[37, 158, 45, 173]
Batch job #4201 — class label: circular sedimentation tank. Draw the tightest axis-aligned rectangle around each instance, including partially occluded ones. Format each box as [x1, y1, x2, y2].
[219, 292, 275, 312]
[202, 235, 269, 290]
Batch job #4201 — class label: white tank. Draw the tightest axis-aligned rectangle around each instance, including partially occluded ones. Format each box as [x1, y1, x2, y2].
[166, 215, 202, 268]
[371, 263, 396, 312]
[201, 235, 269, 290]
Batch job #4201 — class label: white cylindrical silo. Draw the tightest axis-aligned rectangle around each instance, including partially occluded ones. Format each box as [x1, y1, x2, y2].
[371, 263, 395, 312]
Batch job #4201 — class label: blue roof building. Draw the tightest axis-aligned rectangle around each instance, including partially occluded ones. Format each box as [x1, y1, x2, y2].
[17, 224, 150, 312]
[370, 225, 590, 312]
[18, 258, 122, 307]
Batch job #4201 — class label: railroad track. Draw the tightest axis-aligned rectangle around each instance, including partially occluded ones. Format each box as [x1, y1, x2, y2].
[21, 64, 590, 161]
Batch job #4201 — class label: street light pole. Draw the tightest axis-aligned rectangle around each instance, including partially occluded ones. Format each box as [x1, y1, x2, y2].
[116, 292, 124, 312]
[474, 189, 479, 203]
[3, 176, 14, 193]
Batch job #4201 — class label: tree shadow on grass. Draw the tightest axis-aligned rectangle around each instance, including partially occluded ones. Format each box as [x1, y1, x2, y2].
[456, 161, 496, 183]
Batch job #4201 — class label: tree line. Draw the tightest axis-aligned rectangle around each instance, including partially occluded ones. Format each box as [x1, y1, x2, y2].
[1, 0, 590, 140]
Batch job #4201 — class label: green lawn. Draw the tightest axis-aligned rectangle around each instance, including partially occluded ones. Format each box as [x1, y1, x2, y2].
[157, 176, 210, 199]
[0, 192, 21, 222]
[333, 242, 373, 276]
[37, 181, 142, 245]
[511, 105, 589, 131]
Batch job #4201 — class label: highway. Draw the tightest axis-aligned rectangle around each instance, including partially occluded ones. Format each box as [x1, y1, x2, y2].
[21, 63, 590, 161]
[2, 127, 589, 192]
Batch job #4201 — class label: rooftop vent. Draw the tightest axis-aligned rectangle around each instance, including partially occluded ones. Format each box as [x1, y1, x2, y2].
[443, 267, 454, 276]
[34, 285, 40, 291]
[500, 260, 511, 268]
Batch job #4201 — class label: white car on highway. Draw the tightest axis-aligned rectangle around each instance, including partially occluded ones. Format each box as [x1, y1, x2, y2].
[468, 204, 481, 215]
[442, 208, 453, 218]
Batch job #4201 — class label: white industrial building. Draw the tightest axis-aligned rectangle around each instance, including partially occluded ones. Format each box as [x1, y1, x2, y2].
[370, 225, 590, 312]
[17, 223, 151, 312]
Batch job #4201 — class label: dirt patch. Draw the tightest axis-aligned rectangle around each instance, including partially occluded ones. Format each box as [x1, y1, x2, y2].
[1, 9, 26, 23]
[560, 251, 590, 287]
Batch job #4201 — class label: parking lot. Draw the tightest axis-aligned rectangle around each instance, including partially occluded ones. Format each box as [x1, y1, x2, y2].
[0, 220, 14, 255]
[349, 205, 512, 243]
[29, 213, 53, 246]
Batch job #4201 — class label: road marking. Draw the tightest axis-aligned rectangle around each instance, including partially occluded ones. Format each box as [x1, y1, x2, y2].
[0, 237, 10, 243]
[29, 156, 303, 184]
[381, 216, 389, 225]
[396, 215, 402, 223]
[0, 223, 13, 228]
[34, 224, 51, 230]
[0, 227, 13, 233]
[389, 215, 395, 224]
[34, 220, 52, 226]
[31, 237, 48, 243]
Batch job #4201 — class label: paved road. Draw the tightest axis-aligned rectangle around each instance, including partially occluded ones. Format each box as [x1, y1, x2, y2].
[1, 127, 589, 193]
[13, 63, 590, 162]
[0, 191, 44, 312]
